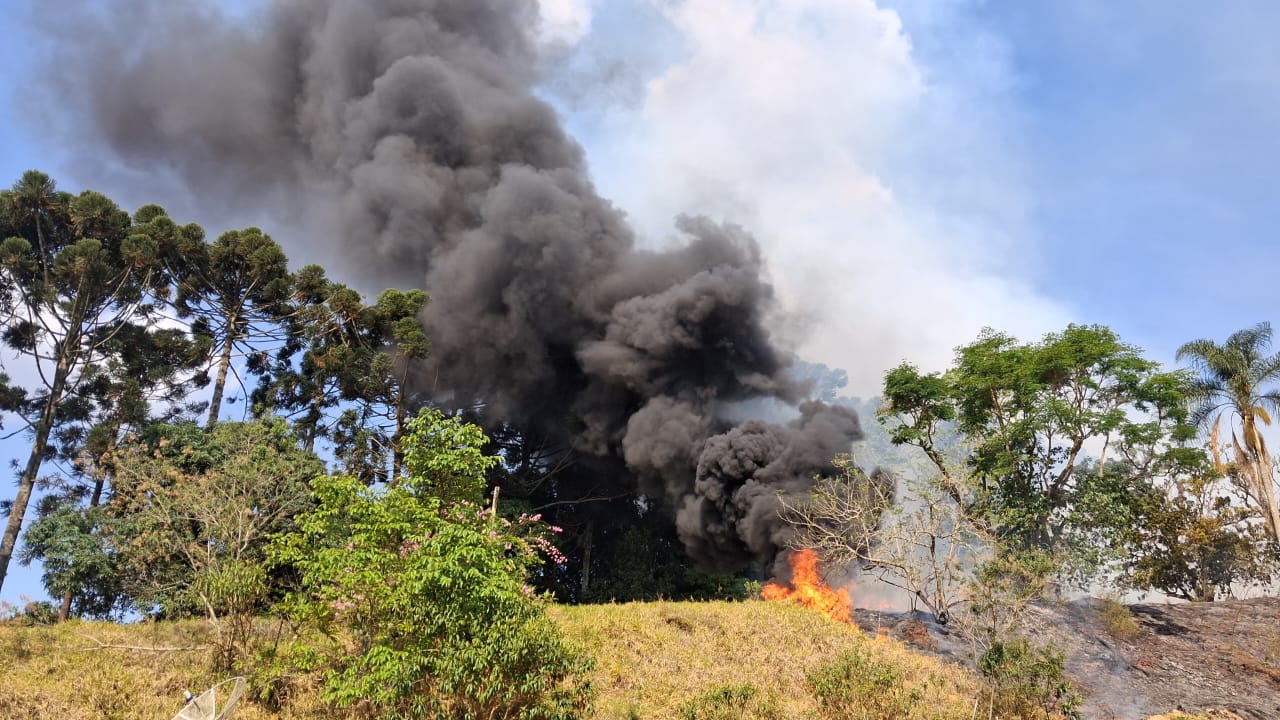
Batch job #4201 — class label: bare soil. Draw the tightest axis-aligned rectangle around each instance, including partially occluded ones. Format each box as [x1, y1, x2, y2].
[854, 597, 1280, 720]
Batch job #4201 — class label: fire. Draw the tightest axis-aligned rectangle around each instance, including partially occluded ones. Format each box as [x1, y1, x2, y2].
[761, 548, 852, 625]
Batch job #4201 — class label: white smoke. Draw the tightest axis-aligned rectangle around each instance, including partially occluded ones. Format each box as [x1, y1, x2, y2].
[565, 0, 1071, 392]
[537, 0, 593, 47]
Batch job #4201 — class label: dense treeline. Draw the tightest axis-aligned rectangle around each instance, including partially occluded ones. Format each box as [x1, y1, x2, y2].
[0, 171, 737, 619]
[2, 170, 1278, 620]
[791, 325, 1279, 613]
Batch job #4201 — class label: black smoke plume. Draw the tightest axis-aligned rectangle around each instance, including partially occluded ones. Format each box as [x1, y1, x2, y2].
[33, 0, 863, 572]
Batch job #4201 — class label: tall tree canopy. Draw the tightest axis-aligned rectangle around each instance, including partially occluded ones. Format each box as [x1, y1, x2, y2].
[172, 226, 293, 428]
[0, 171, 196, 593]
[254, 271, 430, 482]
[880, 325, 1194, 562]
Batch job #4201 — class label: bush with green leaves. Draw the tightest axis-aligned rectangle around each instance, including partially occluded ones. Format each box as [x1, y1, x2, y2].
[270, 409, 592, 720]
[978, 638, 1080, 720]
[106, 418, 324, 620]
[807, 647, 925, 720]
[678, 683, 779, 720]
[18, 499, 122, 619]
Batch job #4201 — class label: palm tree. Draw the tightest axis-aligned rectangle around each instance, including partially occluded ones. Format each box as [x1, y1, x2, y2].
[1177, 322, 1280, 547]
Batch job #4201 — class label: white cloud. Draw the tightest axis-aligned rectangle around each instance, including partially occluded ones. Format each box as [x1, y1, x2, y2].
[575, 0, 1071, 393]
[536, 0, 593, 48]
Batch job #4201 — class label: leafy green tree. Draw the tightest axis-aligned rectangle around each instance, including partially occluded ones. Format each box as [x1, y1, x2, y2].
[17, 496, 122, 619]
[977, 637, 1081, 720]
[270, 409, 591, 719]
[1177, 322, 1280, 548]
[104, 419, 322, 622]
[0, 171, 184, 593]
[1115, 453, 1272, 601]
[881, 324, 1193, 565]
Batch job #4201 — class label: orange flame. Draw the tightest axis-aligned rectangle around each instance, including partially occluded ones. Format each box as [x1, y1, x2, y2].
[761, 548, 852, 624]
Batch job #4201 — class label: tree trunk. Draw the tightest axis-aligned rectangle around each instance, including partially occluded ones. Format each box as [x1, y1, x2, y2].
[206, 328, 236, 429]
[0, 354, 72, 594]
[303, 400, 321, 453]
[579, 521, 594, 598]
[392, 395, 407, 481]
[1239, 421, 1280, 548]
[1194, 561, 1214, 603]
[1254, 456, 1280, 548]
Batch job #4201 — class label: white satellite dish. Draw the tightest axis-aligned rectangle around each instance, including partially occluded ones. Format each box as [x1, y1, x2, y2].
[171, 677, 246, 720]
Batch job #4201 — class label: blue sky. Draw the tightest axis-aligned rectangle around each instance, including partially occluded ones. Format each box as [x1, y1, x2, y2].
[3, 1, 1280, 605]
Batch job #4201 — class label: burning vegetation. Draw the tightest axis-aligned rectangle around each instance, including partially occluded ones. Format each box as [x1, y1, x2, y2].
[760, 549, 853, 626]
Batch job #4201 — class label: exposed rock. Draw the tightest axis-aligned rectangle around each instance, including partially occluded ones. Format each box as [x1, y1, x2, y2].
[853, 597, 1280, 720]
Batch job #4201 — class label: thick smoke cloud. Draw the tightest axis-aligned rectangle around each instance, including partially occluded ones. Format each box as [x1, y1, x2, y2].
[35, 0, 862, 570]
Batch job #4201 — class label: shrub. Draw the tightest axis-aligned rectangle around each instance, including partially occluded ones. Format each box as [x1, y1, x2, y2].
[1096, 598, 1139, 641]
[807, 647, 924, 720]
[679, 683, 780, 720]
[270, 410, 593, 720]
[978, 637, 1081, 720]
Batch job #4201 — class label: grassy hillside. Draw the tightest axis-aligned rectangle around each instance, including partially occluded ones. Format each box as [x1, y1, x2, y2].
[0, 599, 1232, 719]
[0, 600, 971, 720]
[551, 601, 975, 719]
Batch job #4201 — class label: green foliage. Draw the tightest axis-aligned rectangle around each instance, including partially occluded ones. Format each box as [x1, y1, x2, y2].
[978, 638, 1080, 720]
[881, 324, 1197, 583]
[18, 498, 121, 618]
[403, 407, 495, 502]
[966, 551, 1057, 644]
[106, 418, 323, 619]
[270, 410, 591, 719]
[807, 647, 927, 720]
[0, 601, 57, 628]
[0, 171, 200, 594]
[678, 683, 780, 720]
[1121, 465, 1271, 601]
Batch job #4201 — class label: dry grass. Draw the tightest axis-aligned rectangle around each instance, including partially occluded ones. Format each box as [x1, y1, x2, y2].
[5, 599, 1207, 720]
[1096, 597, 1141, 641]
[550, 600, 976, 720]
[0, 618, 332, 720]
[2, 602, 977, 719]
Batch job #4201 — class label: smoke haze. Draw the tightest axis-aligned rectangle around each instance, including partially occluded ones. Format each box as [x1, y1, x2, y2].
[32, 0, 862, 571]
[555, 0, 1070, 392]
